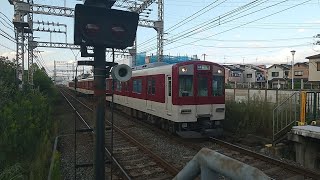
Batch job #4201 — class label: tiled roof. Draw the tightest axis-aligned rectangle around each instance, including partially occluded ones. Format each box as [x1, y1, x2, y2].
[306, 54, 320, 59]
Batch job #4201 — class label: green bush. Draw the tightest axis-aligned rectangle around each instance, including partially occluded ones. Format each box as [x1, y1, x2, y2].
[50, 152, 62, 180]
[0, 56, 59, 179]
[224, 96, 275, 137]
[0, 163, 26, 180]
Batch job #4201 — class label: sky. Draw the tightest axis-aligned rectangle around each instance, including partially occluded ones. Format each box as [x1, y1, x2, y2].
[0, 0, 320, 77]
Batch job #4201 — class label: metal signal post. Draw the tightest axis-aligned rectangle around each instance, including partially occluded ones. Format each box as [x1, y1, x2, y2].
[93, 46, 106, 180]
[75, 1, 138, 180]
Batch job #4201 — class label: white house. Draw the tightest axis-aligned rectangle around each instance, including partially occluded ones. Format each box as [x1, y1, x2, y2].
[306, 54, 320, 85]
[267, 64, 290, 89]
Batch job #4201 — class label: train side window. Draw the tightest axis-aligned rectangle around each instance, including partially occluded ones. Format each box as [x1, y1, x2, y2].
[133, 79, 142, 94]
[151, 79, 156, 95]
[212, 76, 224, 96]
[124, 82, 129, 92]
[179, 75, 193, 97]
[106, 80, 109, 90]
[168, 76, 171, 96]
[116, 80, 122, 91]
[147, 78, 156, 95]
[147, 79, 152, 94]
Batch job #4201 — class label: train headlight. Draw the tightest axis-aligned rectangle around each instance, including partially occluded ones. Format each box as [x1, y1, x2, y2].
[218, 69, 222, 74]
[181, 67, 187, 72]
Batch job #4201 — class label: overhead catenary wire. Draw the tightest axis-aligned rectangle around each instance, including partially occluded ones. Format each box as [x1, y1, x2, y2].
[0, 32, 15, 43]
[165, 0, 314, 51]
[0, 43, 15, 51]
[158, 0, 287, 50]
[143, 0, 312, 53]
[139, 0, 268, 50]
[138, 0, 226, 47]
[0, 12, 14, 29]
[173, 41, 312, 49]
[0, 29, 15, 41]
[139, 0, 269, 52]
[184, 36, 314, 42]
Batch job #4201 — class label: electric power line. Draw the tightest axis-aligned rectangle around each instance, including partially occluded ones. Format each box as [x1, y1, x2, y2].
[0, 32, 15, 43]
[138, 0, 226, 47]
[160, 0, 289, 51]
[0, 43, 15, 51]
[146, 0, 312, 53]
[140, 0, 269, 51]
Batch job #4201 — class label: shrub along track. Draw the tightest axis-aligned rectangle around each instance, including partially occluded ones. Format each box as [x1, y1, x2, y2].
[60, 88, 178, 179]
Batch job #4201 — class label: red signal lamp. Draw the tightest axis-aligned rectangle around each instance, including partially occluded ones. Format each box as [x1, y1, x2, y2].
[85, 24, 100, 36]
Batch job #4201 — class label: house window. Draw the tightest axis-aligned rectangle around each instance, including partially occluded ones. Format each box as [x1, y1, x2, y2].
[272, 72, 279, 77]
[294, 71, 303, 76]
[317, 62, 320, 71]
[284, 71, 289, 77]
[133, 79, 142, 93]
[246, 74, 252, 78]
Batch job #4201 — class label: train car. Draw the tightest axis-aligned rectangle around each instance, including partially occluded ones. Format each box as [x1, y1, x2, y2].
[69, 61, 225, 137]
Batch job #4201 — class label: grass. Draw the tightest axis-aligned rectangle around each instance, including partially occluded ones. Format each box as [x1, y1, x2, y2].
[224, 95, 275, 138]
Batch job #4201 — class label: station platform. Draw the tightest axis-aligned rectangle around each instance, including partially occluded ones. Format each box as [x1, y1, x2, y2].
[291, 125, 320, 139]
[288, 125, 320, 170]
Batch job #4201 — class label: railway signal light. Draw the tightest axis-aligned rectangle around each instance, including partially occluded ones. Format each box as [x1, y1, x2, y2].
[74, 4, 139, 49]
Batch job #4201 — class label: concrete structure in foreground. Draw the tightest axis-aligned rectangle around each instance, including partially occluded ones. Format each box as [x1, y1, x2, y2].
[288, 126, 320, 170]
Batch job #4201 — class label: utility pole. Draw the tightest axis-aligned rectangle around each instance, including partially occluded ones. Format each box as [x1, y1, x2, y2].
[9, 0, 31, 89]
[202, 53, 207, 61]
[291, 50, 296, 90]
[53, 60, 56, 83]
[156, 0, 164, 62]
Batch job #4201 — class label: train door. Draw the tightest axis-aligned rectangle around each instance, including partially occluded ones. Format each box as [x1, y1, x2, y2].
[166, 76, 172, 115]
[196, 73, 211, 115]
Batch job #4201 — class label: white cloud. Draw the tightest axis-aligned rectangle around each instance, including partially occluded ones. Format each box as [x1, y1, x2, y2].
[298, 28, 306, 33]
[0, 51, 15, 60]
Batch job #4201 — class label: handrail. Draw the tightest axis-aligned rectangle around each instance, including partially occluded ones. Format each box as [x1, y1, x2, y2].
[273, 91, 299, 109]
[273, 91, 300, 144]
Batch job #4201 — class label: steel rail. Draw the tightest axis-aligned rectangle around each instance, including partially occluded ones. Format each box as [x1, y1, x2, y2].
[209, 137, 320, 179]
[62, 88, 179, 176]
[59, 89, 131, 180]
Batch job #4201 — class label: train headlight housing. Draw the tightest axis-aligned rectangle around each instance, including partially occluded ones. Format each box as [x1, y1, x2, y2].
[218, 69, 222, 74]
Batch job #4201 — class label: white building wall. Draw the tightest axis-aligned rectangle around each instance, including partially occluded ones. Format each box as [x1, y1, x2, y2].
[309, 58, 320, 81]
[242, 68, 256, 83]
[267, 65, 285, 81]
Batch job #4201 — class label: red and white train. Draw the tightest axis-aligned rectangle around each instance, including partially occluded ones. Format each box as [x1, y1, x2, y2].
[69, 61, 225, 137]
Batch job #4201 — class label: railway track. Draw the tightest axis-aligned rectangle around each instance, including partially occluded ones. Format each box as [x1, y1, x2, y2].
[63, 87, 320, 179]
[203, 137, 319, 180]
[60, 88, 178, 179]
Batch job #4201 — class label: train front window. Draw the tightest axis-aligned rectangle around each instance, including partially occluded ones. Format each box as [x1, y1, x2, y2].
[198, 76, 208, 96]
[179, 75, 193, 97]
[212, 76, 224, 96]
